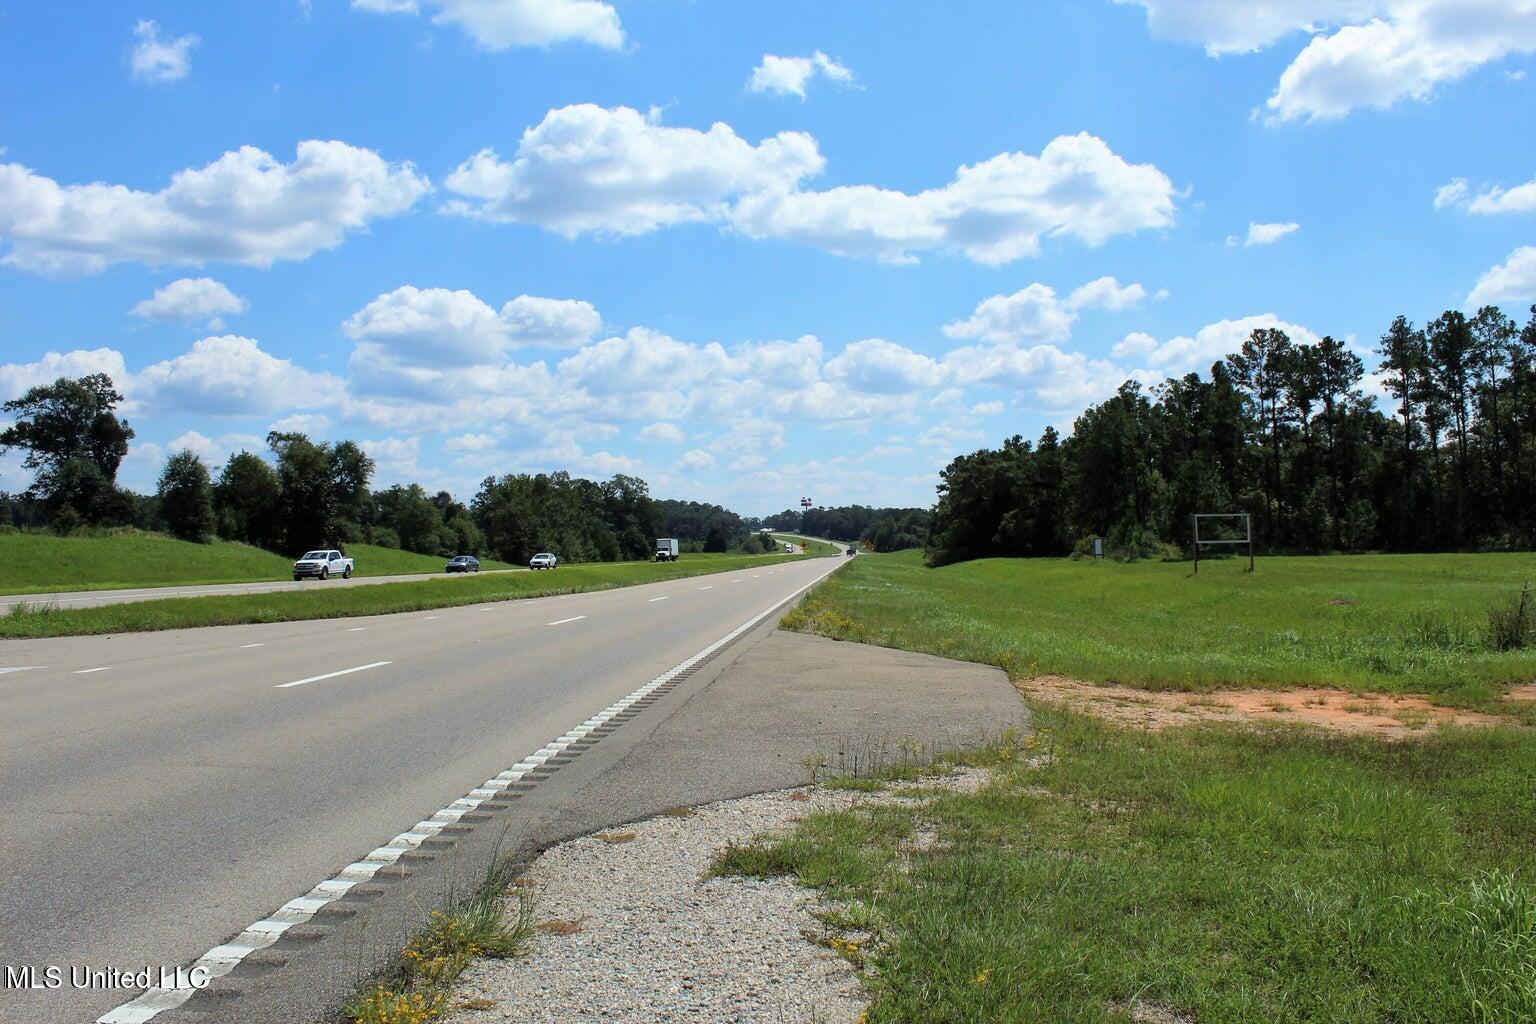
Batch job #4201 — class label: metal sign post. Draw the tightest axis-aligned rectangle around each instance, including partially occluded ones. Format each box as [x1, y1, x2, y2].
[1192, 513, 1254, 573]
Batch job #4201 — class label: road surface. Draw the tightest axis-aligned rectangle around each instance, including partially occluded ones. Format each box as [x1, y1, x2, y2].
[0, 567, 525, 613]
[0, 555, 846, 1024]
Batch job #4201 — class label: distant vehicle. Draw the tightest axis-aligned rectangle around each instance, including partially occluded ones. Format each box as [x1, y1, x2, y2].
[529, 552, 558, 570]
[846, 546, 857, 556]
[445, 555, 480, 574]
[783, 542, 795, 552]
[293, 549, 353, 581]
[654, 537, 680, 562]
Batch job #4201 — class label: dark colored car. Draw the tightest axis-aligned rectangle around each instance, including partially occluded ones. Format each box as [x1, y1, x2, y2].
[846, 546, 857, 556]
[445, 555, 480, 573]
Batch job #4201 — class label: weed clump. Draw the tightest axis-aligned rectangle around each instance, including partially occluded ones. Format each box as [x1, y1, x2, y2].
[345, 859, 532, 1024]
[1487, 583, 1534, 652]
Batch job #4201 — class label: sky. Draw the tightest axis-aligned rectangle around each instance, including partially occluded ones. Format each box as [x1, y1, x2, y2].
[1, 0, 1534, 516]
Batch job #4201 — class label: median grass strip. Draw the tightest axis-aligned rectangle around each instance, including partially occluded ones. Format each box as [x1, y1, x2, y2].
[0, 550, 821, 638]
[716, 717, 1536, 1023]
[781, 549, 1536, 715]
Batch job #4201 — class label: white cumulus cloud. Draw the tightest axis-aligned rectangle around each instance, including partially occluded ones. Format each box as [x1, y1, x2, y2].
[0, 141, 430, 274]
[446, 108, 1173, 265]
[1118, 314, 1323, 377]
[0, 349, 133, 403]
[130, 277, 248, 326]
[942, 343, 1126, 411]
[638, 422, 685, 443]
[1120, 1, 1536, 122]
[824, 338, 943, 394]
[1245, 221, 1300, 245]
[342, 286, 600, 397]
[943, 276, 1147, 344]
[1435, 175, 1536, 215]
[137, 335, 342, 415]
[345, 286, 509, 368]
[1467, 246, 1536, 307]
[747, 52, 855, 98]
[675, 447, 716, 472]
[444, 104, 823, 236]
[352, 0, 623, 49]
[166, 430, 265, 466]
[732, 132, 1177, 264]
[130, 20, 199, 83]
[558, 327, 733, 397]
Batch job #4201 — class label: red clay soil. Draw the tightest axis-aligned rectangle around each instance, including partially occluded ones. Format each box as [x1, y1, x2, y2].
[1017, 675, 1511, 739]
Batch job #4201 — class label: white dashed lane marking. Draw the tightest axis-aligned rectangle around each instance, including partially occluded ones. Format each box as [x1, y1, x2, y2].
[0, 666, 45, 675]
[275, 661, 393, 690]
[347, 627, 366, 632]
[423, 615, 440, 620]
[648, 596, 669, 602]
[546, 615, 587, 626]
[699, 586, 713, 590]
[74, 667, 111, 674]
[239, 643, 264, 649]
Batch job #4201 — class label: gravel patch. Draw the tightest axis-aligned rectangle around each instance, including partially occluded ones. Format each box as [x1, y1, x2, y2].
[447, 768, 991, 1023]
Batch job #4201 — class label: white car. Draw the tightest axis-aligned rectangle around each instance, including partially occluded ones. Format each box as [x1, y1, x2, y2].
[529, 552, 558, 570]
[293, 549, 353, 581]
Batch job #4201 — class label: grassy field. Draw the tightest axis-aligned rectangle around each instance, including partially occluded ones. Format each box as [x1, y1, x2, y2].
[0, 530, 514, 594]
[782, 549, 1536, 711]
[0, 549, 821, 638]
[718, 714, 1536, 1024]
[731, 549, 1536, 1022]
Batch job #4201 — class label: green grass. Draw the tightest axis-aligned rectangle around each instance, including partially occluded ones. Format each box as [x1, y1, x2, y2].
[0, 529, 514, 594]
[0, 529, 295, 593]
[0, 549, 822, 638]
[717, 715, 1536, 1024]
[781, 549, 1536, 712]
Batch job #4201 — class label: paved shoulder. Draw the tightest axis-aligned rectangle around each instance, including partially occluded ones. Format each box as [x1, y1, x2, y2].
[536, 629, 1027, 837]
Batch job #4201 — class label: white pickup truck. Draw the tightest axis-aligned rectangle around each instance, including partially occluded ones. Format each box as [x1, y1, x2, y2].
[654, 537, 679, 562]
[292, 549, 354, 581]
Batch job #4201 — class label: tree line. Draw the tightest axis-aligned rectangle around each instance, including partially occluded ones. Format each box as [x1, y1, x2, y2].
[762, 504, 931, 546]
[0, 374, 764, 564]
[927, 303, 1536, 565]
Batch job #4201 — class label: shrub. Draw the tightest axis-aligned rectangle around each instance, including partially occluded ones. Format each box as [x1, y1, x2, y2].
[1487, 582, 1534, 652]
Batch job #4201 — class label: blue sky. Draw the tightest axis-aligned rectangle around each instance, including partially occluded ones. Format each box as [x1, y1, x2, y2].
[2, 0, 1534, 515]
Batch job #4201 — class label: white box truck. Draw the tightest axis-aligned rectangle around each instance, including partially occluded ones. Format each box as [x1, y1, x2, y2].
[654, 537, 679, 562]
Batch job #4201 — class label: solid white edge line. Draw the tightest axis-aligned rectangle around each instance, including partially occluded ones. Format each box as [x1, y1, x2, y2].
[546, 615, 587, 626]
[275, 661, 393, 690]
[97, 555, 848, 1024]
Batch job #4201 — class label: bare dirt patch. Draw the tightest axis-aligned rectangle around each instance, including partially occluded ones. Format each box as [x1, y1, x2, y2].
[1016, 675, 1510, 738]
[1508, 683, 1536, 702]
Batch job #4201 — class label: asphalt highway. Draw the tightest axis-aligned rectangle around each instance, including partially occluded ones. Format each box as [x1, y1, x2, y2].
[0, 567, 525, 613]
[0, 554, 846, 1024]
